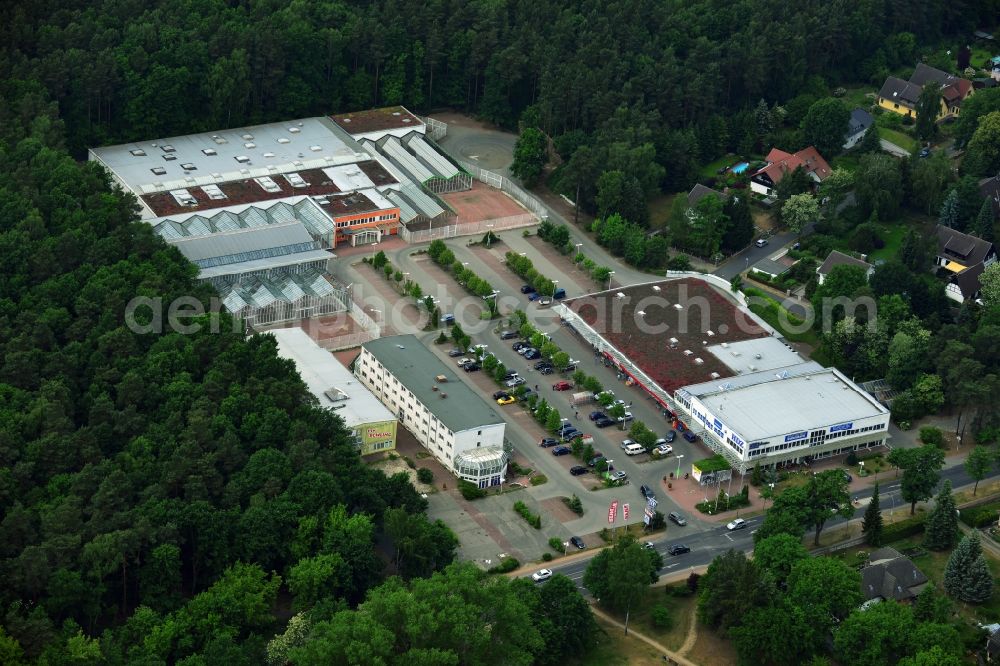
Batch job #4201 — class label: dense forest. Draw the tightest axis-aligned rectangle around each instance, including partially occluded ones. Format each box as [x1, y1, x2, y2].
[0, 0, 997, 662]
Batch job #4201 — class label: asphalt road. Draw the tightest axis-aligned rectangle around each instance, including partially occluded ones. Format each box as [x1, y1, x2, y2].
[536, 462, 1000, 591]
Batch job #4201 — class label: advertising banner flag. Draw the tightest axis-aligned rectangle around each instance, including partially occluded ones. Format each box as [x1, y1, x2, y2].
[623, 503, 630, 521]
[608, 500, 619, 524]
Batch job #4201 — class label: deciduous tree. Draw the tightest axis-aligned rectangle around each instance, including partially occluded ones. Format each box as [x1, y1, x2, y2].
[888, 445, 945, 515]
[801, 98, 850, 157]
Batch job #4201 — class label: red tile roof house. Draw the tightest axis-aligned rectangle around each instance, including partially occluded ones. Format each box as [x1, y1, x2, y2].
[749, 146, 832, 197]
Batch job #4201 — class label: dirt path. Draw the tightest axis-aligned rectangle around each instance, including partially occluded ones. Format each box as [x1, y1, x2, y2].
[677, 613, 699, 657]
[590, 605, 698, 666]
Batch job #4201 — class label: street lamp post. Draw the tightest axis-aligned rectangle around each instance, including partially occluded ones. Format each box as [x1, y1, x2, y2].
[486, 224, 494, 248]
[607, 271, 615, 290]
[674, 454, 684, 480]
[551, 280, 558, 298]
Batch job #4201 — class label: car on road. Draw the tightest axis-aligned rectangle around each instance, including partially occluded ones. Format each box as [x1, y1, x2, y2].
[570, 536, 585, 550]
[609, 470, 628, 483]
[669, 511, 687, 526]
[521, 284, 537, 294]
[589, 411, 606, 421]
[639, 484, 655, 500]
[667, 544, 691, 556]
[595, 417, 615, 428]
[653, 442, 673, 456]
[500, 330, 519, 340]
[492, 390, 510, 400]
[463, 362, 480, 372]
[755, 238, 768, 248]
[665, 430, 676, 443]
[570, 466, 588, 476]
[447, 349, 464, 357]
[552, 380, 573, 391]
[540, 438, 559, 448]
[534, 360, 553, 370]
[524, 349, 542, 360]
[528, 292, 542, 301]
[727, 518, 747, 531]
[683, 431, 698, 443]
[552, 446, 572, 456]
[506, 376, 526, 387]
[588, 455, 606, 467]
[497, 395, 516, 406]
[456, 357, 473, 366]
[531, 569, 553, 583]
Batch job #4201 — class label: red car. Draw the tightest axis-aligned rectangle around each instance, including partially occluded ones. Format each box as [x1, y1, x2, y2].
[552, 380, 573, 391]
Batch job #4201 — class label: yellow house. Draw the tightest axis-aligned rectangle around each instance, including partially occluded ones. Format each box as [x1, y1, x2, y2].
[877, 63, 973, 121]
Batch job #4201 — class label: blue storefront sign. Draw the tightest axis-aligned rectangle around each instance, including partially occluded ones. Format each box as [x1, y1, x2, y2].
[785, 431, 808, 443]
[830, 422, 854, 433]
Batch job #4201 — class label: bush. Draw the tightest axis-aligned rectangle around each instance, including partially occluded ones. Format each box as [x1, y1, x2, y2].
[882, 513, 927, 542]
[530, 474, 548, 486]
[960, 502, 1000, 528]
[514, 500, 542, 529]
[404, 456, 416, 469]
[416, 468, 434, 484]
[563, 495, 584, 515]
[651, 604, 674, 629]
[459, 480, 487, 500]
[542, 552, 553, 562]
[686, 573, 701, 594]
[919, 426, 945, 448]
[487, 557, 520, 574]
[549, 537, 566, 553]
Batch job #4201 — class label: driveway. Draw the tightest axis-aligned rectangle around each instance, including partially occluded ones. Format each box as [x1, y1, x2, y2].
[880, 139, 911, 158]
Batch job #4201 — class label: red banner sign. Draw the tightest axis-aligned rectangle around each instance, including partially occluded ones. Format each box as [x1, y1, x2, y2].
[623, 503, 630, 521]
[608, 500, 619, 524]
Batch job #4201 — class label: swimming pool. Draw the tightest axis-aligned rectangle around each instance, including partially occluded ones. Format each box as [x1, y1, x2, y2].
[730, 161, 750, 174]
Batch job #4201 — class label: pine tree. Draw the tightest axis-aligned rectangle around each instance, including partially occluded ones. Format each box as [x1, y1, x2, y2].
[974, 198, 995, 243]
[924, 480, 959, 550]
[862, 483, 884, 547]
[939, 190, 960, 228]
[944, 533, 994, 603]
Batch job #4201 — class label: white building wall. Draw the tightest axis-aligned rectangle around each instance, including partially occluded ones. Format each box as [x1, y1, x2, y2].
[750, 181, 771, 196]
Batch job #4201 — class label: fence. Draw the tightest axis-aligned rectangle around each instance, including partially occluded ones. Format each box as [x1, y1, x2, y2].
[424, 117, 447, 141]
[455, 158, 550, 221]
[399, 212, 539, 243]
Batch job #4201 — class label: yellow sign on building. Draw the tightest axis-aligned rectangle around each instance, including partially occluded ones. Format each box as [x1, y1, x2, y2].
[356, 419, 398, 455]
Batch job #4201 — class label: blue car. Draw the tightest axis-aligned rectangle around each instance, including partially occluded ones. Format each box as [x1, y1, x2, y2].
[528, 292, 541, 301]
[683, 431, 697, 443]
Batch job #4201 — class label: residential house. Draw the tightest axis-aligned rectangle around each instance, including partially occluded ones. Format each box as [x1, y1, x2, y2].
[877, 63, 974, 120]
[749, 146, 831, 197]
[982, 175, 1000, 219]
[816, 250, 874, 285]
[686, 183, 726, 208]
[985, 624, 1000, 662]
[843, 108, 875, 150]
[990, 55, 1000, 83]
[861, 547, 929, 603]
[936, 224, 998, 302]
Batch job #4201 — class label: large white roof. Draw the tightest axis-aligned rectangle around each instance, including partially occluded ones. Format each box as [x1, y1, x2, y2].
[269, 327, 395, 428]
[690, 367, 888, 442]
[705, 337, 805, 375]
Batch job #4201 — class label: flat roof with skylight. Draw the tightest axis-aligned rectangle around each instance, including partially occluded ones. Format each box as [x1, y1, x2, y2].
[706, 337, 805, 375]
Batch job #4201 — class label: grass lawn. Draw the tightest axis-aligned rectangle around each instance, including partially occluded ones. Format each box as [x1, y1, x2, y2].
[869, 223, 908, 262]
[648, 192, 680, 231]
[839, 85, 876, 110]
[878, 127, 918, 153]
[743, 288, 821, 347]
[700, 155, 737, 180]
[579, 615, 665, 665]
[594, 585, 699, 654]
[830, 154, 861, 173]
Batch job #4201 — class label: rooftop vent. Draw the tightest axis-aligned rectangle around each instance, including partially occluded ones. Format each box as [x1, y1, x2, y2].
[239, 168, 250, 176]
[440, 393, 447, 398]
[393, 111, 401, 116]
[211, 172, 222, 179]
[130, 149, 147, 157]
[616, 292, 625, 298]
[289, 127, 301, 133]
[184, 176, 195, 184]
[150, 167, 166, 175]
[652, 285, 661, 291]
[293, 161, 303, 167]
[731, 351, 741, 357]
[202, 148, 217, 156]
[180, 163, 196, 170]
[263, 152, 275, 158]
[402, 118, 411, 123]
[706, 330, 714, 337]
[244, 142, 256, 149]
[748, 364, 757, 372]
[694, 358, 704, 365]
[277, 138, 290, 144]
[710, 372, 721, 379]
[212, 135, 227, 145]
[310, 145, 322, 152]
[674, 303, 684, 310]
[754, 353, 762, 360]
[683, 350, 693, 357]
[242, 133, 254, 140]
[161, 144, 176, 153]
[342, 118, 351, 123]
[163, 154, 177, 161]
[721, 342, 729, 348]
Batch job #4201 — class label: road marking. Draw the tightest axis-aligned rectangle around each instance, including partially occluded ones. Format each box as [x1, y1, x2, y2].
[751, 529, 757, 534]
[724, 534, 734, 542]
[665, 563, 678, 569]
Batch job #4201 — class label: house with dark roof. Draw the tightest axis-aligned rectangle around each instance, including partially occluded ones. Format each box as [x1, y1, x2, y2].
[981, 175, 1000, 220]
[686, 183, 726, 208]
[843, 108, 875, 150]
[877, 63, 974, 120]
[861, 547, 929, 603]
[936, 224, 997, 302]
[749, 146, 831, 196]
[816, 250, 874, 285]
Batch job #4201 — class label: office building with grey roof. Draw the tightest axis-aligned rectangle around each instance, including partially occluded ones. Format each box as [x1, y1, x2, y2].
[356, 334, 510, 487]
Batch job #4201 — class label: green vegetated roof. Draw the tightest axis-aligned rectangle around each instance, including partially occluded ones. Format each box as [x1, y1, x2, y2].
[693, 454, 731, 472]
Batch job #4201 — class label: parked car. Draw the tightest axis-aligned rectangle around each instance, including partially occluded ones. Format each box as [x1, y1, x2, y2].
[643, 542, 656, 550]
[843, 471, 853, 482]
[918, 147, 931, 158]
[539, 366, 555, 375]
[497, 395, 516, 406]
[562, 430, 582, 441]
[471, 343, 488, 352]
[553, 287, 566, 299]
[595, 417, 615, 428]
[668, 511, 687, 526]
[552, 446, 572, 456]
[456, 357, 473, 366]
[500, 330, 518, 339]
[524, 349, 542, 360]
[521, 388, 536, 400]
[755, 238, 768, 248]
[447, 349, 464, 357]
[640, 484, 655, 500]
[540, 438, 559, 448]
[570, 536, 585, 550]
[683, 431, 697, 443]
[570, 466, 588, 476]
[512, 341, 527, 352]
[440, 314, 456, 325]
[520, 284, 537, 294]
[653, 441, 673, 456]
[588, 411, 605, 421]
[621, 438, 636, 450]
[534, 360, 553, 370]
[531, 569, 553, 582]
[506, 376, 526, 387]
[463, 362, 480, 372]
[616, 411, 634, 423]
[528, 292, 542, 301]
[503, 371, 519, 380]
[588, 455, 606, 467]
[667, 544, 691, 556]
[609, 470, 628, 482]
[517, 346, 534, 356]
[665, 430, 676, 443]
[727, 518, 747, 531]
[492, 390, 510, 400]
[553, 380, 573, 391]
[538, 297, 552, 306]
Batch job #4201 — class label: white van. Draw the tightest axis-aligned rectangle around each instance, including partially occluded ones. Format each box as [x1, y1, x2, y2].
[624, 443, 645, 456]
